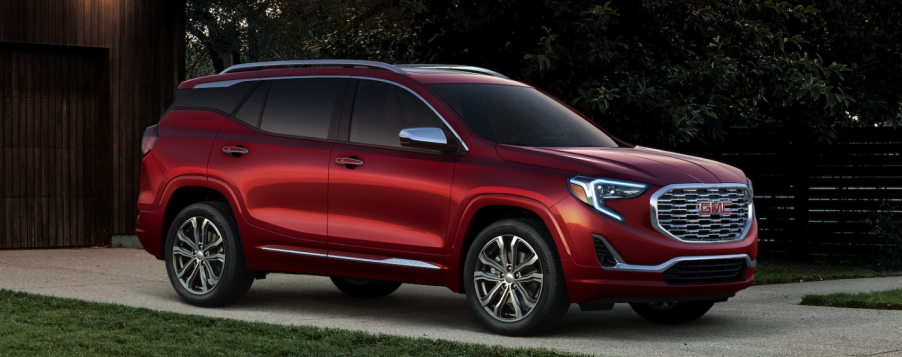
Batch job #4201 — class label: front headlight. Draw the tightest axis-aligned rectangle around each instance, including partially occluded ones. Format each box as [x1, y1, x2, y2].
[568, 175, 651, 223]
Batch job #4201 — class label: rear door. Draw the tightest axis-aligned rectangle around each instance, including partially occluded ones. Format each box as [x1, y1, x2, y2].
[208, 77, 348, 256]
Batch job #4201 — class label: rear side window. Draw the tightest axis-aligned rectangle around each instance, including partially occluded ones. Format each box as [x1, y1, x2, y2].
[260, 78, 344, 139]
[173, 81, 257, 114]
[233, 81, 270, 127]
[349, 80, 449, 148]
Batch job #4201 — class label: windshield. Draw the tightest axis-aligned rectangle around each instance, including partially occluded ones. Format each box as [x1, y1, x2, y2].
[427, 84, 621, 147]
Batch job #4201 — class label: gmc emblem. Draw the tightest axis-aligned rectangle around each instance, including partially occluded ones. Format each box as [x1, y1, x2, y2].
[699, 202, 732, 214]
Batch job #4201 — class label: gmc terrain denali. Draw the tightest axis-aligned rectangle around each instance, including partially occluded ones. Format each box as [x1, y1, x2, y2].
[137, 60, 757, 335]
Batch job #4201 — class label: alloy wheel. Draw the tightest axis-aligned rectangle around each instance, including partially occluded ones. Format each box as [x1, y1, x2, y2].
[473, 235, 544, 322]
[171, 217, 226, 295]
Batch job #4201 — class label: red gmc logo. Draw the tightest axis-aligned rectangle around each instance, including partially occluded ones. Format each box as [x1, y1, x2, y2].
[699, 202, 732, 214]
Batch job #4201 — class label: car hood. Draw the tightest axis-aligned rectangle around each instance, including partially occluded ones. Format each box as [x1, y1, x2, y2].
[495, 144, 747, 186]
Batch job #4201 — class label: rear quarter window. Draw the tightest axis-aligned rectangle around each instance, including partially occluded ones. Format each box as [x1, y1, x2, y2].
[233, 81, 270, 127]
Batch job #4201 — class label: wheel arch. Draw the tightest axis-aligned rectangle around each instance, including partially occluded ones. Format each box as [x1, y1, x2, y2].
[154, 176, 237, 259]
[445, 194, 573, 293]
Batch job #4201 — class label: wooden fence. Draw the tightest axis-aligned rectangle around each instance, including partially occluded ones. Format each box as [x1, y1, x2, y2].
[681, 128, 901, 260]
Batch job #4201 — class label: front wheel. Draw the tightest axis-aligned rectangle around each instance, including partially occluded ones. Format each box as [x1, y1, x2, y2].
[629, 300, 716, 324]
[164, 202, 255, 307]
[463, 218, 570, 336]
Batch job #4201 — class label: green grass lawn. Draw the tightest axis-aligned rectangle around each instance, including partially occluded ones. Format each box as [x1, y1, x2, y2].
[753, 261, 902, 285]
[801, 289, 902, 310]
[0, 290, 581, 357]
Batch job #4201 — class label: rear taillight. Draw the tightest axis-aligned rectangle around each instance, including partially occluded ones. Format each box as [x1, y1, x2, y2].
[141, 125, 158, 157]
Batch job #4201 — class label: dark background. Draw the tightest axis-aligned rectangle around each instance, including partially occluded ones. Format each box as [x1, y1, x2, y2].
[0, 0, 899, 263]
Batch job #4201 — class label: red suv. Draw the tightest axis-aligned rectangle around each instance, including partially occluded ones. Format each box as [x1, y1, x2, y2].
[137, 60, 756, 335]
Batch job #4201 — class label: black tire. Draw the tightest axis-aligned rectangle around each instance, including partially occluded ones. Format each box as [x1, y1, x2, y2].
[629, 300, 716, 324]
[463, 218, 570, 336]
[330, 277, 402, 298]
[164, 201, 255, 307]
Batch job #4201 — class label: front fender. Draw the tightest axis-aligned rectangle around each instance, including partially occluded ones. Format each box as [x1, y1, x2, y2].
[443, 194, 574, 293]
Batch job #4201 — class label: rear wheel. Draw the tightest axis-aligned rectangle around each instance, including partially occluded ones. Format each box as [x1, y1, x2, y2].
[463, 218, 569, 336]
[330, 277, 402, 298]
[164, 202, 255, 307]
[629, 300, 716, 324]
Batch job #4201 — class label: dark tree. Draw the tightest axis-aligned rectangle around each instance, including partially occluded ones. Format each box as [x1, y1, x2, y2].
[415, 0, 901, 146]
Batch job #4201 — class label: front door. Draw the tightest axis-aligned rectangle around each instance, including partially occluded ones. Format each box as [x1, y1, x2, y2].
[327, 79, 459, 280]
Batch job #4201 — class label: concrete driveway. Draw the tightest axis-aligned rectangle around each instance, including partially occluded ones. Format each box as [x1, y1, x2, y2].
[1, 248, 900, 357]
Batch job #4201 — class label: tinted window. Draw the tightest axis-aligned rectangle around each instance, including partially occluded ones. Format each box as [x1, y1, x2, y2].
[428, 84, 621, 147]
[260, 78, 344, 139]
[350, 80, 449, 148]
[234, 81, 269, 127]
[174, 81, 257, 114]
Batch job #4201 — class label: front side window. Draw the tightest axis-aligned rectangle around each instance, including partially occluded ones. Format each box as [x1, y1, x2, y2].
[349, 80, 450, 149]
[428, 84, 621, 148]
[259, 78, 344, 139]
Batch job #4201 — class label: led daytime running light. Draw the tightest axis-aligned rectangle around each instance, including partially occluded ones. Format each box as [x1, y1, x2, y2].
[568, 175, 650, 223]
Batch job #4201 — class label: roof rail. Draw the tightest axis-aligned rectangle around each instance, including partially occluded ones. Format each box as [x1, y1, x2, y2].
[395, 64, 509, 79]
[220, 60, 410, 75]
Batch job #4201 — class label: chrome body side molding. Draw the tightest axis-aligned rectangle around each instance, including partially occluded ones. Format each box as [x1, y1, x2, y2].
[261, 247, 327, 258]
[329, 255, 441, 270]
[260, 246, 441, 270]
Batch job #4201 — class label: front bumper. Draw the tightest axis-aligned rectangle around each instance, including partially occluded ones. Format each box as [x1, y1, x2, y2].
[552, 195, 758, 303]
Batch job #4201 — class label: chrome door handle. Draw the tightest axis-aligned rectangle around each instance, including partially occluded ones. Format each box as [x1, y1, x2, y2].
[335, 157, 364, 166]
[223, 146, 249, 155]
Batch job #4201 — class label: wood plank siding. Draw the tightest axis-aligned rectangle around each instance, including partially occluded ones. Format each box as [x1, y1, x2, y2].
[0, 0, 185, 248]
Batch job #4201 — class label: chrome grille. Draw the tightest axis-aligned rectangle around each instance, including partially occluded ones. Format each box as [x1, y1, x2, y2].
[651, 184, 752, 243]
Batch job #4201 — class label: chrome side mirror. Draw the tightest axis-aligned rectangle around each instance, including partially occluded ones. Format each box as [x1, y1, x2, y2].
[399, 127, 459, 153]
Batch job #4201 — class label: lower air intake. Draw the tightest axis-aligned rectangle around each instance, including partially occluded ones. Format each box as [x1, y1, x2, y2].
[662, 258, 747, 285]
[593, 236, 619, 268]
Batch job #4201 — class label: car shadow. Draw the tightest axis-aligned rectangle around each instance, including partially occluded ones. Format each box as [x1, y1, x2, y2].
[188, 275, 782, 340]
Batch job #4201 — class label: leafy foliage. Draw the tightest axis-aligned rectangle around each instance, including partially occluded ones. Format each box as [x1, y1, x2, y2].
[416, 0, 901, 145]
[186, 0, 421, 77]
[184, 0, 902, 145]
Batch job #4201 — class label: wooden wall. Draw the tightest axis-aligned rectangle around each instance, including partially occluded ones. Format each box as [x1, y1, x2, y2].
[0, 0, 185, 248]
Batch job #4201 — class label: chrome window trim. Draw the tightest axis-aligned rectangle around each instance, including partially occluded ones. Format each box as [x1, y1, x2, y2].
[191, 75, 469, 152]
[603, 253, 756, 272]
[220, 60, 409, 75]
[260, 246, 440, 270]
[649, 183, 755, 244]
[351, 76, 469, 152]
